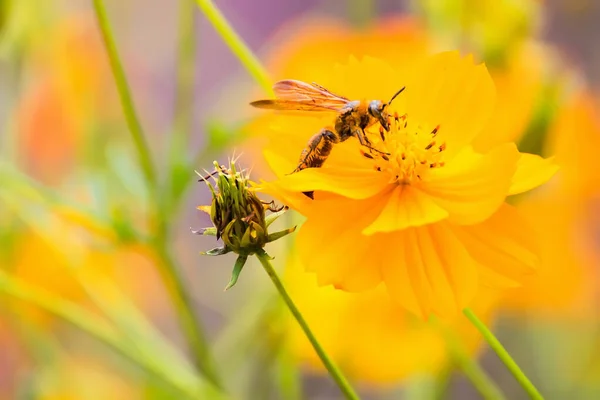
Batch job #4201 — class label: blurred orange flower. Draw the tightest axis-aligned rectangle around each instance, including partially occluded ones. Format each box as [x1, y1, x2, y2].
[284, 253, 498, 385]
[256, 51, 557, 318]
[16, 13, 114, 183]
[503, 91, 600, 316]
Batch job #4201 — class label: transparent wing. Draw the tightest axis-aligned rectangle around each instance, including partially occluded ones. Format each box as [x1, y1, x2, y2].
[250, 80, 350, 112]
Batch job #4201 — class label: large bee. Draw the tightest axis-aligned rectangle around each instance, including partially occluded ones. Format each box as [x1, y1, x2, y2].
[251, 80, 405, 173]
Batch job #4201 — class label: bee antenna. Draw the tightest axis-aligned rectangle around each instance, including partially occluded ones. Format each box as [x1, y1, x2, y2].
[388, 86, 406, 105]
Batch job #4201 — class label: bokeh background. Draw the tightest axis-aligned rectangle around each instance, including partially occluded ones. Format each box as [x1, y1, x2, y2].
[1, 0, 600, 399]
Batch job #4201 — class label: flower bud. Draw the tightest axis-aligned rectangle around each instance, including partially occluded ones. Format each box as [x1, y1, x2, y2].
[193, 159, 295, 289]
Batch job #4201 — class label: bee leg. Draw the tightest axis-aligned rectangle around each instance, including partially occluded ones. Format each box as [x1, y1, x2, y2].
[354, 128, 390, 155]
[292, 128, 338, 199]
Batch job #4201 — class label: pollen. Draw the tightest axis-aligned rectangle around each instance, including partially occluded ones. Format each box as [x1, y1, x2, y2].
[367, 115, 446, 185]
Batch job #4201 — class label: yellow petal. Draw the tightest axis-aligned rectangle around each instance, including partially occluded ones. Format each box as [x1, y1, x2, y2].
[403, 52, 496, 157]
[420, 143, 520, 225]
[381, 222, 479, 319]
[509, 153, 559, 195]
[380, 229, 431, 318]
[451, 203, 538, 288]
[274, 166, 390, 200]
[362, 185, 448, 234]
[295, 197, 387, 292]
[263, 148, 297, 178]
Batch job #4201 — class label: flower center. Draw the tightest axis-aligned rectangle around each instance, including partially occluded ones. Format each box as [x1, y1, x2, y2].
[362, 113, 446, 184]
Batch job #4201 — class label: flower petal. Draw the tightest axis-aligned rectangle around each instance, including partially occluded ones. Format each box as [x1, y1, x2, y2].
[362, 185, 448, 234]
[381, 222, 479, 319]
[296, 196, 388, 292]
[451, 203, 538, 289]
[419, 143, 520, 225]
[509, 153, 559, 195]
[403, 52, 496, 157]
[274, 165, 390, 200]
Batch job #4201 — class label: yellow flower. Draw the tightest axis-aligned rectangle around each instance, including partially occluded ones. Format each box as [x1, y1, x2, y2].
[502, 91, 600, 316]
[256, 52, 557, 318]
[284, 253, 498, 384]
[246, 16, 544, 176]
[10, 221, 168, 327]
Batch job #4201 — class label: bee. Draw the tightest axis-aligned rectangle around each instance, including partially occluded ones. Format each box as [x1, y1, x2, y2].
[251, 80, 405, 173]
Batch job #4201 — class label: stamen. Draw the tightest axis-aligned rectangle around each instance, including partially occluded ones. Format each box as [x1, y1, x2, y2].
[360, 149, 374, 159]
[362, 107, 445, 185]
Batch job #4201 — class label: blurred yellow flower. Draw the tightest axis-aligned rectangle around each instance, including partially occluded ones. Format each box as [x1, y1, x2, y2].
[256, 51, 557, 318]
[10, 221, 169, 328]
[472, 41, 548, 152]
[36, 355, 139, 400]
[284, 253, 498, 385]
[416, 0, 542, 64]
[502, 91, 600, 316]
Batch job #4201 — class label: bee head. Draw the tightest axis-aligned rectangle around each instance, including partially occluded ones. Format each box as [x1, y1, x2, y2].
[368, 100, 390, 131]
[368, 87, 405, 132]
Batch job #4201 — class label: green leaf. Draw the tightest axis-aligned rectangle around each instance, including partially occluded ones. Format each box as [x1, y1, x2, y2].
[224, 255, 248, 290]
[191, 226, 217, 236]
[265, 207, 288, 227]
[266, 226, 297, 243]
[201, 246, 231, 256]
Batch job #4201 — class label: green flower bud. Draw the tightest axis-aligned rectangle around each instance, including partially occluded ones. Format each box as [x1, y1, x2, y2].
[193, 159, 295, 290]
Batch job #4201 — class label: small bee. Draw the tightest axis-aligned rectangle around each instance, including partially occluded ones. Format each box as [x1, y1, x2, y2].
[251, 80, 405, 173]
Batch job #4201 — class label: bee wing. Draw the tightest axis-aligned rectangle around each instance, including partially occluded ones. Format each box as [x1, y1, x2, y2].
[250, 80, 350, 112]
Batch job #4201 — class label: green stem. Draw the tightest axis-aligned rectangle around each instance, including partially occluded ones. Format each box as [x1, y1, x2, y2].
[463, 308, 543, 400]
[446, 338, 506, 400]
[193, 0, 273, 95]
[92, 0, 156, 189]
[255, 250, 360, 400]
[174, 0, 197, 142]
[165, 0, 198, 216]
[433, 315, 505, 400]
[93, 0, 221, 389]
[154, 241, 224, 390]
[0, 270, 213, 399]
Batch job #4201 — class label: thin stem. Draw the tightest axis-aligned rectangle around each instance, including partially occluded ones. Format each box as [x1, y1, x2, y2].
[463, 308, 543, 400]
[255, 250, 360, 400]
[433, 314, 506, 400]
[0, 270, 213, 399]
[447, 339, 506, 400]
[154, 241, 224, 391]
[174, 0, 197, 142]
[93, 0, 221, 389]
[165, 0, 198, 216]
[92, 0, 156, 189]
[193, 0, 273, 95]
